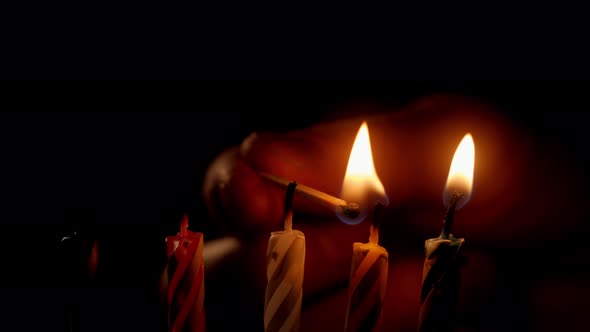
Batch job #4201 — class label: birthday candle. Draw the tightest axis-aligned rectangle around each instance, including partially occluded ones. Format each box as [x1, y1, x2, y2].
[418, 133, 474, 332]
[264, 182, 305, 332]
[165, 214, 206, 332]
[344, 204, 388, 332]
[341, 122, 390, 332]
[418, 237, 464, 332]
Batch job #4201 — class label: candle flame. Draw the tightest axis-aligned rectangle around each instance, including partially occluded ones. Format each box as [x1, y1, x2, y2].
[339, 122, 388, 225]
[444, 133, 475, 209]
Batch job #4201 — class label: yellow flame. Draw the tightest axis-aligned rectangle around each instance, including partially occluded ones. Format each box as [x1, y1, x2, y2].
[345, 122, 379, 178]
[339, 122, 387, 224]
[444, 133, 475, 208]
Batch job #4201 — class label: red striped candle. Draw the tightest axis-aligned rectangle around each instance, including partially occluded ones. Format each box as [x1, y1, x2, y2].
[165, 214, 206, 332]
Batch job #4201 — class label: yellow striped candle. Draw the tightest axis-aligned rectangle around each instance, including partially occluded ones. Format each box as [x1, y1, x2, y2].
[344, 218, 388, 332]
[166, 215, 206, 332]
[341, 122, 389, 332]
[264, 183, 305, 332]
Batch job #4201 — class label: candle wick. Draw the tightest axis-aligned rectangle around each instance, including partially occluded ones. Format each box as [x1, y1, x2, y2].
[180, 213, 189, 237]
[369, 225, 379, 244]
[440, 192, 463, 239]
[369, 202, 385, 244]
[283, 182, 297, 231]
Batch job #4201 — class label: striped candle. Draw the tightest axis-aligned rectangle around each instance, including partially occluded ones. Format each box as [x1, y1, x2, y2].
[417, 236, 464, 332]
[418, 133, 473, 331]
[344, 224, 388, 332]
[264, 182, 305, 332]
[166, 215, 206, 332]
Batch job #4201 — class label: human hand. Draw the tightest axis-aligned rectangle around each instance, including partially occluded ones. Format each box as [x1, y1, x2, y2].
[202, 94, 587, 331]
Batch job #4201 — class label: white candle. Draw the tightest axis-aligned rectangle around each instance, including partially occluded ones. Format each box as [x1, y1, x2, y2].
[264, 183, 305, 332]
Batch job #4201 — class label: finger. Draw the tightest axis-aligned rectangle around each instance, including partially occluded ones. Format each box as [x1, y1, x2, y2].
[203, 124, 362, 234]
[203, 147, 285, 233]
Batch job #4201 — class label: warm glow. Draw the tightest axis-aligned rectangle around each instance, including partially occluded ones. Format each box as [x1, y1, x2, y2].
[444, 133, 475, 209]
[339, 122, 388, 224]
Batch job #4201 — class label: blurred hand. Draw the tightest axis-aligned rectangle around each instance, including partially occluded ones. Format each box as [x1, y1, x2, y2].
[201, 94, 587, 331]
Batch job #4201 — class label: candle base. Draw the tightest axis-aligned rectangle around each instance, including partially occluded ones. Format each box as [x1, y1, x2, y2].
[418, 236, 465, 332]
[344, 242, 388, 332]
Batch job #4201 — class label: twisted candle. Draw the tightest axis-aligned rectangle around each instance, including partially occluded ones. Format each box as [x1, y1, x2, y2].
[344, 203, 388, 332]
[264, 182, 306, 332]
[418, 192, 465, 332]
[166, 215, 206, 332]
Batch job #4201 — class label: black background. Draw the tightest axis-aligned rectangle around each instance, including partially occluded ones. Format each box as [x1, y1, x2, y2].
[4, 2, 590, 80]
[1, 81, 589, 331]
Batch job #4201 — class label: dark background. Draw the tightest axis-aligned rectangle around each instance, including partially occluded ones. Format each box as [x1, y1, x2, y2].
[1, 81, 589, 331]
[4, 7, 590, 80]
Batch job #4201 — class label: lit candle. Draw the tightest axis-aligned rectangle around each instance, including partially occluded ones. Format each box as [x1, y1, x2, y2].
[264, 182, 305, 332]
[418, 133, 475, 332]
[341, 122, 390, 332]
[165, 214, 206, 332]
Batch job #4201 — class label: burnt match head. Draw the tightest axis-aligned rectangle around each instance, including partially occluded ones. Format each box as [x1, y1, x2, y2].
[342, 202, 361, 219]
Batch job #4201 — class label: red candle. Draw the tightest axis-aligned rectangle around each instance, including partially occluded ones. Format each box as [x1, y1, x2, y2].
[165, 214, 206, 332]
